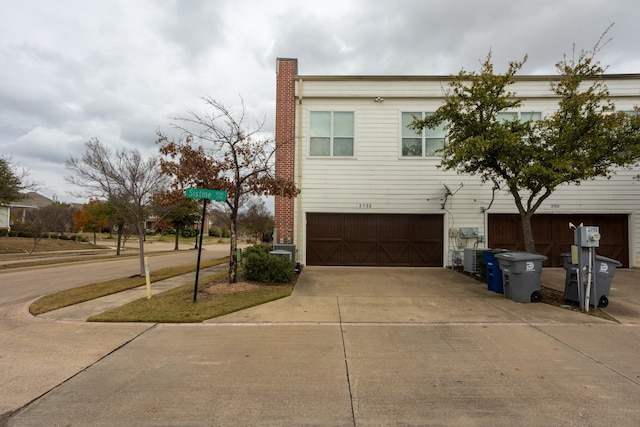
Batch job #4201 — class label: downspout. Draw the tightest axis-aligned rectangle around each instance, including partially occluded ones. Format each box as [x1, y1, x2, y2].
[296, 78, 304, 260]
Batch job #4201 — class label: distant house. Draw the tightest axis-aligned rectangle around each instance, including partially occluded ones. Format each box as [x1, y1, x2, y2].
[273, 58, 640, 268]
[0, 205, 9, 232]
[1, 193, 82, 233]
[0, 192, 54, 232]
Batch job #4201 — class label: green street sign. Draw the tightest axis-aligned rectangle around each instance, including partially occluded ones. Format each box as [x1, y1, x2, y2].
[185, 188, 227, 201]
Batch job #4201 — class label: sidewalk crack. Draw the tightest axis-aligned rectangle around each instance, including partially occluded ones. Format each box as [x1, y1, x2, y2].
[337, 297, 357, 427]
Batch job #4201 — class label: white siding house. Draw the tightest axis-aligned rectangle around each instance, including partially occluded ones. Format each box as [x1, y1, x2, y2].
[274, 58, 640, 269]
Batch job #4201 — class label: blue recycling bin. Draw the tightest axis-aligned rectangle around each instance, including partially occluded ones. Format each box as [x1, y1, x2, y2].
[484, 249, 508, 293]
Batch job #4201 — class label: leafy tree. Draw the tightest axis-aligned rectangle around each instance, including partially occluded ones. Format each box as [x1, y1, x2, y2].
[0, 156, 35, 204]
[152, 191, 202, 250]
[412, 41, 640, 253]
[157, 97, 299, 283]
[73, 199, 112, 244]
[66, 139, 169, 276]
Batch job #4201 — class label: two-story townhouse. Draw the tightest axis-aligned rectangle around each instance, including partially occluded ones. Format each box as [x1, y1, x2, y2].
[274, 58, 640, 269]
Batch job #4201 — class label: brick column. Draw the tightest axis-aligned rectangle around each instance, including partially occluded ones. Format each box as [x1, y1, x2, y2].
[274, 58, 297, 244]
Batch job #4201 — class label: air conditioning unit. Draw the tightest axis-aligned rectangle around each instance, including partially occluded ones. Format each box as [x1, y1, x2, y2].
[463, 248, 484, 274]
[274, 244, 296, 259]
[269, 249, 292, 260]
[272, 244, 296, 269]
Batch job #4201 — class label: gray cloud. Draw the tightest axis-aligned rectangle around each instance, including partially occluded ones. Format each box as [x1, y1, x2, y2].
[2, 0, 639, 203]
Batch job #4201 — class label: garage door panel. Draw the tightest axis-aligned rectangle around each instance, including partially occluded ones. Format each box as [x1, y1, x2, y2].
[410, 215, 444, 240]
[343, 241, 378, 265]
[410, 242, 443, 265]
[344, 215, 377, 239]
[307, 213, 443, 267]
[488, 214, 628, 267]
[306, 240, 342, 264]
[378, 215, 410, 239]
[378, 242, 410, 265]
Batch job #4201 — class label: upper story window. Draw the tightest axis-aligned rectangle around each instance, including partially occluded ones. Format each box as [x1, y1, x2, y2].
[497, 111, 542, 122]
[309, 111, 354, 156]
[402, 112, 445, 157]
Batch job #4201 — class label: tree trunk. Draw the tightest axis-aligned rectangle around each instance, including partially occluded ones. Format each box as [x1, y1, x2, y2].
[137, 223, 146, 277]
[520, 212, 536, 253]
[92, 231, 97, 245]
[116, 228, 122, 256]
[228, 214, 238, 284]
[174, 228, 179, 251]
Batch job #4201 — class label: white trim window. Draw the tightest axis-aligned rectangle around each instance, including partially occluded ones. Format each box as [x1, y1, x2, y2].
[497, 111, 542, 122]
[309, 111, 354, 157]
[401, 112, 445, 157]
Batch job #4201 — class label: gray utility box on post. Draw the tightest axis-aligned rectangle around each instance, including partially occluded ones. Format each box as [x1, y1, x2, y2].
[562, 253, 621, 308]
[495, 252, 547, 303]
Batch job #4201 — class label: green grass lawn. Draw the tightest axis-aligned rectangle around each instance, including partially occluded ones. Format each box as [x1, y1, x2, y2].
[88, 271, 294, 323]
[29, 257, 230, 315]
[29, 255, 296, 323]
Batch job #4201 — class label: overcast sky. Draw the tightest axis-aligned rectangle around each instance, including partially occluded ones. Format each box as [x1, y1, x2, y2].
[2, 0, 639, 204]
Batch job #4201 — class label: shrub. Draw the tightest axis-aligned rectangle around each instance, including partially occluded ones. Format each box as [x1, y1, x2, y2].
[182, 228, 198, 238]
[243, 244, 293, 283]
[209, 226, 222, 237]
[0, 229, 8, 237]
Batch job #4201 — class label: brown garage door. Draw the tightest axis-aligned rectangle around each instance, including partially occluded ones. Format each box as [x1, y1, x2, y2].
[306, 213, 443, 266]
[488, 214, 628, 267]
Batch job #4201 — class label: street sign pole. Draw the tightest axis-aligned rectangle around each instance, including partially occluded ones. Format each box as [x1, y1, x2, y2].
[193, 198, 208, 303]
[186, 188, 227, 303]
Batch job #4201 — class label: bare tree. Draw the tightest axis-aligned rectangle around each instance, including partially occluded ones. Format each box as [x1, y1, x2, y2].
[16, 203, 74, 255]
[239, 197, 273, 241]
[66, 139, 169, 276]
[157, 97, 298, 283]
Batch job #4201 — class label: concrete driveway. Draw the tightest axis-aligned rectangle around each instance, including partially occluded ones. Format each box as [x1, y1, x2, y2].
[5, 266, 640, 426]
[210, 266, 630, 325]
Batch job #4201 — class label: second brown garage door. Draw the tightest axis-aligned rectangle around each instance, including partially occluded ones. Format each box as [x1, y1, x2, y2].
[306, 213, 443, 266]
[488, 213, 629, 267]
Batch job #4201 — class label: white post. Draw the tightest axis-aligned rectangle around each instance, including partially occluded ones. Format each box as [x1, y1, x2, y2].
[144, 256, 151, 299]
[585, 247, 592, 311]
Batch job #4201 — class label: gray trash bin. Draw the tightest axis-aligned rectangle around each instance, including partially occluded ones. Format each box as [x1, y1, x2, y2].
[495, 252, 547, 303]
[562, 253, 621, 308]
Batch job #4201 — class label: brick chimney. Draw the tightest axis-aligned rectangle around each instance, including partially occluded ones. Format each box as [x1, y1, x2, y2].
[274, 58, 297, 244]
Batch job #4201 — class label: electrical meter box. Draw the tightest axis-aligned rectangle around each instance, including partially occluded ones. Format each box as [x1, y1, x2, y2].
[574, 226, 600, 248]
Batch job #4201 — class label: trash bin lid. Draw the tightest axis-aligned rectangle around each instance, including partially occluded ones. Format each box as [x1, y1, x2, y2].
[595, 255, 622, 267]
[494, 251, 548, 262]
[488, 248, 510, 254]
[269, 250, 292, 255]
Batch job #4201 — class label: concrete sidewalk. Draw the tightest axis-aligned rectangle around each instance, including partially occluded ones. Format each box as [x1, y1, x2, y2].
[6, 267, 640, 426]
